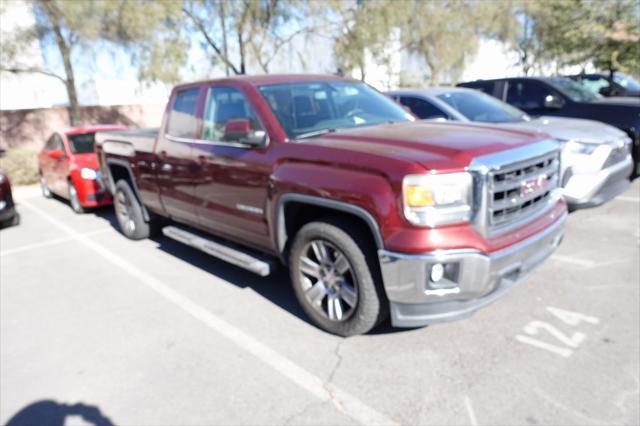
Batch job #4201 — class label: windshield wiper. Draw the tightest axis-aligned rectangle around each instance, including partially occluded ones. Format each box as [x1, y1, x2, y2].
[296, 129, 336, 140]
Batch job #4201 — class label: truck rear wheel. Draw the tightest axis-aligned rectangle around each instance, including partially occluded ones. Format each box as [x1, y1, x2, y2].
[289, 218, 387, 336]
[114, 180, 155, 240]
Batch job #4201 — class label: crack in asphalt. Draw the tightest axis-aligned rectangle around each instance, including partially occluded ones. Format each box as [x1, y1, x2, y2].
[284, 339, 350, 425]
[326, 338, 345, 388]
[283, 400, 323, 426]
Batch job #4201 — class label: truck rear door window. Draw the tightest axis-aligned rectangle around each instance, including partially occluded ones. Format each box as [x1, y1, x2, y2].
[167, 87, 200, 139]
[398, 96, 447, 119]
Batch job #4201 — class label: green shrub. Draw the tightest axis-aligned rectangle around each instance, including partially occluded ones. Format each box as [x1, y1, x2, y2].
[0, 148, 39, 186]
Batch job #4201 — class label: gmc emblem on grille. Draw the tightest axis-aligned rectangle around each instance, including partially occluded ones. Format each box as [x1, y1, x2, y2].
[520, 174, 548, 197]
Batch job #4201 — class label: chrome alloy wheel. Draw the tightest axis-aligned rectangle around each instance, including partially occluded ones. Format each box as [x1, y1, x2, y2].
[298, 240, 358, 322]
[40, 176, 51, 198]
[69, 184, 82, 212]
[115, 189, 136, 234]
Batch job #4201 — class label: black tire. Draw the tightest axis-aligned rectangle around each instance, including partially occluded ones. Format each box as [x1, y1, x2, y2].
[0, 212, 19, 229]
[40, 175, 52, 198]
[68, 182, 86, 214]
[288, 217, 387, 336]
[113, 179, 159, 240]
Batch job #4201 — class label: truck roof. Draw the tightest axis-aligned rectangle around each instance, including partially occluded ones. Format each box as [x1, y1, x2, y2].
[173, 74, 357, 91]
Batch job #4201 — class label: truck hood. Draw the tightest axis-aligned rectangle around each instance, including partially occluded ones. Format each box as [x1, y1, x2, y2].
[303, 121, 547, 170]
[500, 116, 628, 145]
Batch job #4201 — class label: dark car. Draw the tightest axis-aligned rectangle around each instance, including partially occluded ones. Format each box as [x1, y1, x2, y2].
[457, 76, 640, 176]
[566, 72, 640, 98]
[0, 150, 19, 228]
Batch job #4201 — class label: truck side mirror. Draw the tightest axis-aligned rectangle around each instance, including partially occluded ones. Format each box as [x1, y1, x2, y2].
[223, 118, 267, 146]
[543, 94, 565, 109]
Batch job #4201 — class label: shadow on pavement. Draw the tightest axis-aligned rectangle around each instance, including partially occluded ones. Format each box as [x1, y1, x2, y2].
[6, 400, 114, 426]
[94, 207, 119, 229]
[94, 209, 412, 335]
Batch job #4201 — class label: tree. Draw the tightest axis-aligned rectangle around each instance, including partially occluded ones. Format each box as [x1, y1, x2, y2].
[1, 0, 92, 124]
[527, 0, 640, 77]
[0, 0, 180, 125]
[401, 0, 518, 84]
[332, 0, 518, 85]
[512, 9, 540, 76]
[182, 0, 317, 75]
[332, 0, 404, 81]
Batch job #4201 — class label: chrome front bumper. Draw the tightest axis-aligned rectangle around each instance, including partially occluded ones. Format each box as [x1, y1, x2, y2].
[562, 154, 633, 207]
[378, 212, 567, 328]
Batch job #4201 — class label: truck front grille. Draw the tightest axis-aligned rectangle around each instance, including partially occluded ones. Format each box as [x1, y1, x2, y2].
[487, 151, 560, 229]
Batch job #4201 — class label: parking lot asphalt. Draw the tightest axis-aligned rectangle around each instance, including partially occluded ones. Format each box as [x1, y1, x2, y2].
[1, 181, 639, 426]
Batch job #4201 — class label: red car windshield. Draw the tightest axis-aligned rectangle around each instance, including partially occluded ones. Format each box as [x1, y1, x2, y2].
[67, 133, 96, 154]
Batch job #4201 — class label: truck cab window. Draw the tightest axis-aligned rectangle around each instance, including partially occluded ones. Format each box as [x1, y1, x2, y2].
[202, 86, 263, 142]
[167, 88, 200, 139]
[506, 81, 553, 110]
[398, 96, 447, 119]
[466, 81, 495, 95]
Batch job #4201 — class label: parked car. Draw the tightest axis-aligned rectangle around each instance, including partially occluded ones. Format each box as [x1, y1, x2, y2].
[96, 74, 567, 336]
[389, 87, 634, 209]
[38, 125, 126, 213]
[457, 76, 640, 176]
[0, 149, 19, 228]
[566, 72, 640, 98]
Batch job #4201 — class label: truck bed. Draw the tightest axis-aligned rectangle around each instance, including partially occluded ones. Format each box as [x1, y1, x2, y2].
[95, 128, 159, 156]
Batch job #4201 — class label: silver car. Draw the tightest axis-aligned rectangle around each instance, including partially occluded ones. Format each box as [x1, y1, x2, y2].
[389, 87, 634, 208]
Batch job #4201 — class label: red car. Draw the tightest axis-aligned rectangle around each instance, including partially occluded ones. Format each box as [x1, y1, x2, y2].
[38, 125, 126, 213]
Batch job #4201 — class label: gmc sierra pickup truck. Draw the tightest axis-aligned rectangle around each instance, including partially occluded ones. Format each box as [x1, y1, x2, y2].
[96, 75, 567, 336]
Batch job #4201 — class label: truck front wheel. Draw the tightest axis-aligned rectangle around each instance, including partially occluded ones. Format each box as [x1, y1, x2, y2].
[289, 219, 387, 336]
[114, 180, 155, 240]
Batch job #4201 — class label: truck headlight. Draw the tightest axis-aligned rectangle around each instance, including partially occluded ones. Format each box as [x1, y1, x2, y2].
[80, 168, 98, 180]
[403, 172, 473, 227]
[563, 140, 598, 155]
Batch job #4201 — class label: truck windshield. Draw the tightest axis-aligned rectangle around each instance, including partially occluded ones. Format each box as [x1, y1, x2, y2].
[258, 81, 414, 139]
[612, 73, 640, 91]
[547, 78, 601, 102]
[437, 91, 528, 123]
[68, 133, 96, 154]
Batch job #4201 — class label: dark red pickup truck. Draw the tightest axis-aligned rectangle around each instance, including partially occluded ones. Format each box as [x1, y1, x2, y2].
[96, 74, 567, 336]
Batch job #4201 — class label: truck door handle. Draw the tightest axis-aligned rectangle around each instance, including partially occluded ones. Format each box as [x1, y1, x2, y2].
[161, 163, 173, 172]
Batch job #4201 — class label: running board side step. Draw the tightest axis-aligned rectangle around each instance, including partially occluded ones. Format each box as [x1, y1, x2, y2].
[162, 226, 274, 277]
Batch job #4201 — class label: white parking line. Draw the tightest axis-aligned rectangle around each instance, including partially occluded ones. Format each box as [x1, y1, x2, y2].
[616, 196, 639, 203]
[19, 200, 397, 426]
[464, 395, 478, 426]
[551, 255, 596, 268]
[0, 228, 112, 257]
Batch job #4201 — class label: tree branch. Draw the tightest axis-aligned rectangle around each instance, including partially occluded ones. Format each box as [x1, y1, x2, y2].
[182, 6, 241, 75]
[0, 66, 67, 83]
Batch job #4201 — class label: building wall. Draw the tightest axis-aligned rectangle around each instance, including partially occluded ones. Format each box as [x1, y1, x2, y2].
[0, 104, 165, 150]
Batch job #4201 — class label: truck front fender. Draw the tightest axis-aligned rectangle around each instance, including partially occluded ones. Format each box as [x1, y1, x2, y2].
[270, 162, 400, 259]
